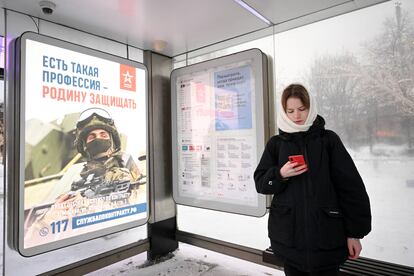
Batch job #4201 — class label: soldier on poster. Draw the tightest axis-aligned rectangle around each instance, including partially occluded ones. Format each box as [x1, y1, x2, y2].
[24, 108, 146, 247]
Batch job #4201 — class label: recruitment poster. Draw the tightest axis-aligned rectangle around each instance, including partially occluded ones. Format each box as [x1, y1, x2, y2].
[18, 33, 148, 255]
[172, 49, 268, 216]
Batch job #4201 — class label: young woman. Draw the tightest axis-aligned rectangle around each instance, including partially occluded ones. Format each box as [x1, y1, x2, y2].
[254, 84, 371, 276]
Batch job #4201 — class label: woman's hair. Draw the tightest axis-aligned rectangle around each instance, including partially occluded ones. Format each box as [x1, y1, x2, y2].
[281, 84, 310, 112]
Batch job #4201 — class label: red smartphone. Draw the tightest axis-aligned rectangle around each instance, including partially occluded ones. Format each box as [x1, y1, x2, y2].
[288, 155, 306, 167]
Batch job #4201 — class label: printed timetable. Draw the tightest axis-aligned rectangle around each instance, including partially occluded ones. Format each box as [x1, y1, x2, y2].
[171, 49, 270, 217]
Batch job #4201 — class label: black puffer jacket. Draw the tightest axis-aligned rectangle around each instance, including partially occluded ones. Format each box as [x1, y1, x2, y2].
[254, 115, 371, 272]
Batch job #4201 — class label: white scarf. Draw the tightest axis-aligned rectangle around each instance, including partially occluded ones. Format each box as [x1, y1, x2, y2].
[276, 92, 318, 133]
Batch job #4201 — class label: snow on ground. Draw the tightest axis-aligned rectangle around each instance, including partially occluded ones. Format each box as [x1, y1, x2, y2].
[87, 242, 284, 276]
[349, 145, 414, 266]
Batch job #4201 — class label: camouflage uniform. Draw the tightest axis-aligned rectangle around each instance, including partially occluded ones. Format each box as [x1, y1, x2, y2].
[73, 108, 135, 184]
[24, 109, 144, 247]
[79, 154, 132, 182]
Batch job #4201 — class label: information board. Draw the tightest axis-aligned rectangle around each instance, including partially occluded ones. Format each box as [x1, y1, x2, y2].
[15, 32, 148, 256]
[171, 49, 269, 217]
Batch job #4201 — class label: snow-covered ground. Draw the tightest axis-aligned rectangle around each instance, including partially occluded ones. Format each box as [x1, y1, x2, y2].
[349, 145, 414, 267]
[87, 242, 284, 276]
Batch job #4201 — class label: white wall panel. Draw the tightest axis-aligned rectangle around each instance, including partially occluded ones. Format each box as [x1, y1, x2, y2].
[128, 46, 144, 63]
[39, 20, 127, 58]
[5, 10, 38, 38]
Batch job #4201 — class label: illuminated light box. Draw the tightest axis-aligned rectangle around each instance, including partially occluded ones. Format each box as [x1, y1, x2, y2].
[171, 48, 270, 217]
[14, 32, 148, 256]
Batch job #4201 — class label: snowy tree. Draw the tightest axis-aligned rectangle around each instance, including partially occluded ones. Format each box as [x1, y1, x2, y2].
[308, 53, 366, 146]
[361, 3, 414, 148]
[308, 3, 414, 150]
[362, 4, 414, 111]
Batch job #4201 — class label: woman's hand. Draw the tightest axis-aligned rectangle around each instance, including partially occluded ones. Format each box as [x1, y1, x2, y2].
[279, 161, 308, 178]
[347, 238, 362, 259]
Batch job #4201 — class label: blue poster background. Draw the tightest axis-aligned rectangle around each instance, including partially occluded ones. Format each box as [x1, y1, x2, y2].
[214, 66, 252, 131]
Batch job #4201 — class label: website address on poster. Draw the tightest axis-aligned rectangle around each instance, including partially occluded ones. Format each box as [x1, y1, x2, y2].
[72, 203, 147, 229]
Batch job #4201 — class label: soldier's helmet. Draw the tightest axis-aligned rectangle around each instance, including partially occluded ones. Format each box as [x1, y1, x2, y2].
[74, 108, 121, 158]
